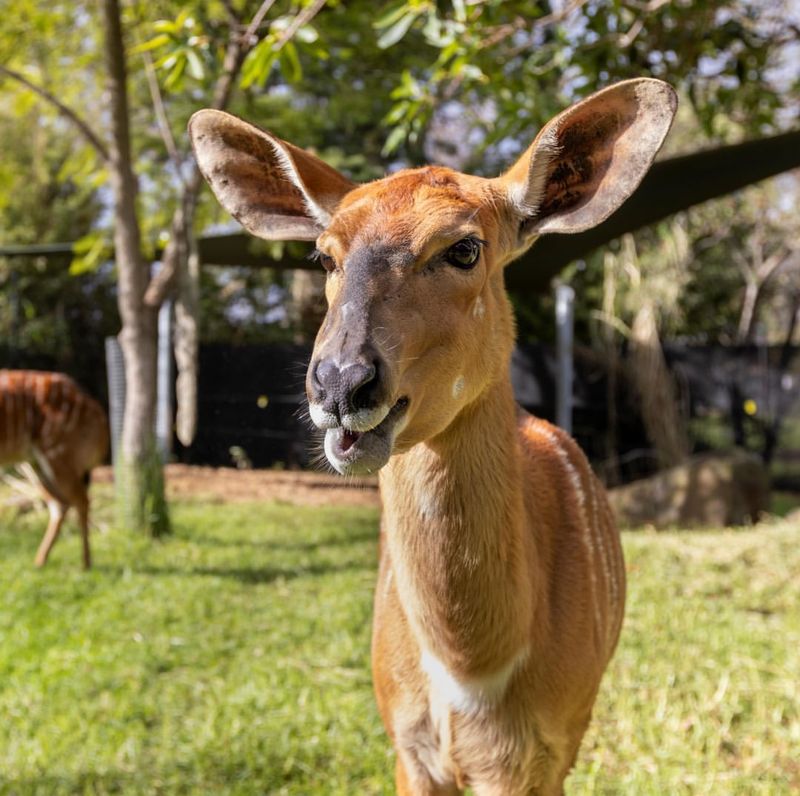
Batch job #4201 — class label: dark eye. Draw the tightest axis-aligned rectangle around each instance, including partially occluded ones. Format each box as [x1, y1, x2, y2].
[310, 248, 336, 273]
[445, 237, 483, 269]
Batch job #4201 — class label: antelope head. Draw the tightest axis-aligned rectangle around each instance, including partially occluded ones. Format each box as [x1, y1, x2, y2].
[190, 79, 676, 475]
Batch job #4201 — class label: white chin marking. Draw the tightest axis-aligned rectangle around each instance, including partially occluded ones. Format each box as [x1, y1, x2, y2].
[323, 429, 348, 474]
[342, 404, 390, 432]
[452, 375, 465, 400]
[309, 403, 339, 429]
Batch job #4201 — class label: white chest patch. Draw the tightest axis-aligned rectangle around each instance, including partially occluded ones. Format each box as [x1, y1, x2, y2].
[420, 648, 526, 715]
[452, 375, 466, 400]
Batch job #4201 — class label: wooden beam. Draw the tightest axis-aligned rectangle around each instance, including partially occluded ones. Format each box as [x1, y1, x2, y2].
[3, 128, 799, 287]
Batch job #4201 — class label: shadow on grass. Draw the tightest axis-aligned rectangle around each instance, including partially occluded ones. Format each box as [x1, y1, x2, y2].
[3, 746, 378, 794]
[96, 559, 371, 585]
[0, 770, 274, 796]
[174, 525, 379, 552]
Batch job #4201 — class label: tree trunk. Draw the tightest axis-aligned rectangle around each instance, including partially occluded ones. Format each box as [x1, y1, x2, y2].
[102, 0, 169, 535]
[601, 252, 621, 487]
[737, 279, 759, 343]
[141, 21, 252, 446]
[175, 227, 200, 446]
[629, 301, 690, 469]
[761, 291, 800, 467]
[288, 269, 327, 342]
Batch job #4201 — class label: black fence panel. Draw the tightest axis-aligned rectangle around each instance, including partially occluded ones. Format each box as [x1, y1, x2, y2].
[177, 342, 314, 469]
[4, 340, 798, 488]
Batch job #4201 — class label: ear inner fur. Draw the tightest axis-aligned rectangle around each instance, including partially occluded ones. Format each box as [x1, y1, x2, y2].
[188, 110, 355, 241]
[497, 78, 677, 239]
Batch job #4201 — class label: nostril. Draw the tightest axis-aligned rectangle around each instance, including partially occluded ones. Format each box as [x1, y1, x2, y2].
[350, 361, 380, 411]
[314, 359, 337, 394]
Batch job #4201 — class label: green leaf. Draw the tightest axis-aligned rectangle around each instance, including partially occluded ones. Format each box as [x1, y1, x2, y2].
[384, 100, 411, 124]
[240, 38, 278, 89]
[185, 49, 204, 81]
[278, 42, 302, 84]
[293, 24, 319, 44]
[152, 19, 179, 34]
[377, 10, 420, 49]
[130, 34, 171, 55]
[382, 125, 407, 155]
[154, 51, 177, 69]
[164, 52, 187, 89]
[70, 233, 110, 275]
[374, 2, 412, 30]
[174, 8, 190, 30]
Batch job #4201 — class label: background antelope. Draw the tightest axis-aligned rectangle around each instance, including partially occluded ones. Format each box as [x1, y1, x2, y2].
[0, 370, 109, 569]
[191, 78, 677, 794]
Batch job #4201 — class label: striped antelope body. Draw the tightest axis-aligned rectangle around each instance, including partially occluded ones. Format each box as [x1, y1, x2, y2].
[0, 370, 109, 568]
[190, 79, 677, 793]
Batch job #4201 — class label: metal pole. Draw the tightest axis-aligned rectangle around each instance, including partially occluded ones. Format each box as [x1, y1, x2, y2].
[104, 336, 126, 468]
[555, 283, 575, 435]
[156, 299, 173, 461]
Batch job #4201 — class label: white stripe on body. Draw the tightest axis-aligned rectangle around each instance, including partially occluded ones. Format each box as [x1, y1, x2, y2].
[531, 424, 606, 639]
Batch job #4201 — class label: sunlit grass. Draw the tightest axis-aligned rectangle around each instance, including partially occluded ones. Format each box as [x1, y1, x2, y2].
[573, 525, 800, 795]
[1, 490, 798, 794]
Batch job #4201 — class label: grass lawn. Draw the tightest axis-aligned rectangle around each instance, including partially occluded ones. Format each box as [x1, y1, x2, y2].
[1, 491, 799, 794]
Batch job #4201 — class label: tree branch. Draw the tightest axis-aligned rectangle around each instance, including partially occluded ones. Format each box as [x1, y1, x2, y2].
[242, 0, 280, 48]
[211, 0, 278, 111]
[480, 1, 588, 51]
[272, 0, 327, 52]
[142, 52, 184, 183]
[0, 65, 110, 163]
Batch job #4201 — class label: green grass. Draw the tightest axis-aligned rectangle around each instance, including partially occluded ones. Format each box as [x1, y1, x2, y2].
[1, 492, 799, 794]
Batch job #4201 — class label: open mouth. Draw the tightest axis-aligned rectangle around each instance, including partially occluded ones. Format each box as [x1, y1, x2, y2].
[325, 397, 409, 474]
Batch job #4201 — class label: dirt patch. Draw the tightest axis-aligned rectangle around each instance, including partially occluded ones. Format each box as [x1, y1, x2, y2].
[93, 464, 380, 508]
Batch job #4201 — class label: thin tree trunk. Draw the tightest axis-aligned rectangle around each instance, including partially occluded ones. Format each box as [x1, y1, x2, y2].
[102, 0, 168, 535]
[601, 252, 621, 486]
[175, 234, 200, 446]
[141, 0, 282, 446]
[737, 279, 759, 343]
[289, 269, 327, 343]
[629, 301, 690, 469]
[762, 291, 800, 466]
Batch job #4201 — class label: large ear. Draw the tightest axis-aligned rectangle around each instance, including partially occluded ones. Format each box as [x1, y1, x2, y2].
[189, 109, 355, 241]
[495, 78, 677, 243]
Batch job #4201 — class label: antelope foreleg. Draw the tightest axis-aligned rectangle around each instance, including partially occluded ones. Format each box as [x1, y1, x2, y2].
[34, 499, 68, 567]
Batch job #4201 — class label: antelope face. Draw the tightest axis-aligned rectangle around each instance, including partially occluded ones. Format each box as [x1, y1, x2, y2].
[189, 79, 677, 476]
[306, 169, 515, 475]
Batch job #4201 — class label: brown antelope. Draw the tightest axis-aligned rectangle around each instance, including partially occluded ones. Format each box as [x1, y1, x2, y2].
[0, 370, 109, 568]
[190, 78, 677, 794]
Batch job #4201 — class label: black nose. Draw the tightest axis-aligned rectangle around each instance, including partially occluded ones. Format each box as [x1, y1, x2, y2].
[312, 358, 380, 419]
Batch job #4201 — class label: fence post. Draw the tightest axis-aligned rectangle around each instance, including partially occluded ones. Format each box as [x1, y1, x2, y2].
[555, 283, 575, 435]
[104, 336, 126, 469]
[156, 299, 173, 461]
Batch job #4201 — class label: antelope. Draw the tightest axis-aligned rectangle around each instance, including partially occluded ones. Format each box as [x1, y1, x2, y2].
[190, 78, 677, 794]
[0, 370, 109, 569]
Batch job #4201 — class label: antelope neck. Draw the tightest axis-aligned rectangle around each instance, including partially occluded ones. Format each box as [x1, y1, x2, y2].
[380, 378, 535, 681]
